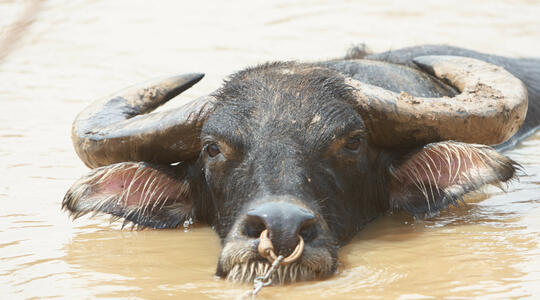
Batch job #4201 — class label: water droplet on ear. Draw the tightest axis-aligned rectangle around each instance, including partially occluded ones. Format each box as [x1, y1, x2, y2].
[183, 219, 191, 232]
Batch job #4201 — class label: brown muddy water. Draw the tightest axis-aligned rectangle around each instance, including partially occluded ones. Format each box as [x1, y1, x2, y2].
[1, 0, 540, 299]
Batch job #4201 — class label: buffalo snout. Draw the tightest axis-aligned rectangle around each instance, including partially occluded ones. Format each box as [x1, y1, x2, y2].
[244, 201, 317, 257]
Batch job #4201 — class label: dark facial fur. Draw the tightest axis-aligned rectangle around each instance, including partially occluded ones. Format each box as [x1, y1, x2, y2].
[200, 62, 390, 282]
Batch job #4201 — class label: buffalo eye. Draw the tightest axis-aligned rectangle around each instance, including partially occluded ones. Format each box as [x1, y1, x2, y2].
[206, 143, 221, 157]
[344, 136, 362, 151]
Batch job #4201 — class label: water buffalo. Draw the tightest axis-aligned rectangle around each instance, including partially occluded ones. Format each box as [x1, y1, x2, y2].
[63, 45, 540, 284]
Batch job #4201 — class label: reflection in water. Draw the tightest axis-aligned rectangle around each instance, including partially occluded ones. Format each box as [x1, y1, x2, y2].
[0, 0, 43, 62]
[1, 0, 540, 299]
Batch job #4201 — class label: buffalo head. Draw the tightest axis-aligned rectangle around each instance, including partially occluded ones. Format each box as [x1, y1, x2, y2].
[63, 55, 527, 283]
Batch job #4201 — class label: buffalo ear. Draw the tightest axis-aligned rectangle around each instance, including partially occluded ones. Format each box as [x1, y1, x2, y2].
[388, 141, 519, 218]
[63, 162, 198, 229]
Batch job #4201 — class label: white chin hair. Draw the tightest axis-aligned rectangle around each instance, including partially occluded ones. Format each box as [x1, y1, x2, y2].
[225, 261, 317, 284]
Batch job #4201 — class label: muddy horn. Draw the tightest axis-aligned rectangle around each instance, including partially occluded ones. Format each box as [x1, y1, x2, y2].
[72, 73, 215, 168]
[348, 55, 528, 148]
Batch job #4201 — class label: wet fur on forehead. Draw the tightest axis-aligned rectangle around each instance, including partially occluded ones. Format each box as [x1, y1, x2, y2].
[214, 61, 358, 108]
[206, 62, 365, 148]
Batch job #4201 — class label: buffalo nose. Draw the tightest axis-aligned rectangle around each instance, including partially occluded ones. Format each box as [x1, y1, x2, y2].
[245, 202, 317, 256]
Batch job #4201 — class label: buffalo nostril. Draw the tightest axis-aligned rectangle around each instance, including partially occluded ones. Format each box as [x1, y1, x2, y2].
[242, 215, 266, 238]
[299, 220, 318, 243]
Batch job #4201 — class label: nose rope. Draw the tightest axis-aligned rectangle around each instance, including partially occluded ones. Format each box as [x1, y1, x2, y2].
[250, 229, 305, 296]
[257, 229, 304, 265]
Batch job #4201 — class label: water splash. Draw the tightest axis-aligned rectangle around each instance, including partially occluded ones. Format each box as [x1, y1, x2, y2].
[183, 217, 194, 232]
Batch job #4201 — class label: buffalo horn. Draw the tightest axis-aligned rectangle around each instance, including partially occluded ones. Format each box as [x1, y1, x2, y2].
[72, 73, 215, 168]
[347, 55, 528, 147]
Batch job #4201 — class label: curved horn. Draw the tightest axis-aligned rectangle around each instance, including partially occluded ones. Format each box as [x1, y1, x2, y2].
[348, 55, 528, 147]
[72, 73, 215, 168]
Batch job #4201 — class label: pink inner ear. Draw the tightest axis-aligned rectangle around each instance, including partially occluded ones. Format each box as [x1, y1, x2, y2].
[393, 142, 494, 188]
[92, 163, 189, 209]
[389, 141, 515, 217]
